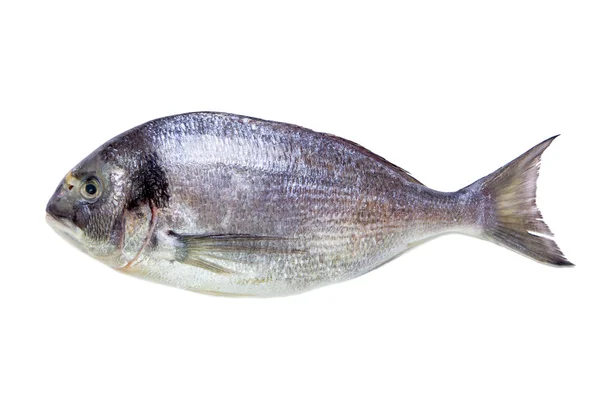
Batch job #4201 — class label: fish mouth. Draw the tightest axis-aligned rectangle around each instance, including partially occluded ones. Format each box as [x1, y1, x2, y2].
[46, 212, 86, 251]
[46, 212, 71, 230]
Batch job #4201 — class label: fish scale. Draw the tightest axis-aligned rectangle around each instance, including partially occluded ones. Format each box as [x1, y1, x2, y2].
[46, 112, 572, 296]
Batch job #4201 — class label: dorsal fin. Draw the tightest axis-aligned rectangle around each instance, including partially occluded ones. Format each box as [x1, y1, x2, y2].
[323, 133, 424, 185]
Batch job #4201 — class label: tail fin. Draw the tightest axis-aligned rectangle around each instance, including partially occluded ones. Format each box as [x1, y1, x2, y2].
[467, 136, 573, 266]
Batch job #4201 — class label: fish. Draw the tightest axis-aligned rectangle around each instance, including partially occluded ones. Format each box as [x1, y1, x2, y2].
[46, 112, 572, 296]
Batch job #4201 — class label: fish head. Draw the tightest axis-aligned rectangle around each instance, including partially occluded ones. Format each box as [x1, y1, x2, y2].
[46, 149, 130, 267]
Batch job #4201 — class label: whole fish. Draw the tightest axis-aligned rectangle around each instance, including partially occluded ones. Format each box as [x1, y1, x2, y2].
[46, 112, 572, 296]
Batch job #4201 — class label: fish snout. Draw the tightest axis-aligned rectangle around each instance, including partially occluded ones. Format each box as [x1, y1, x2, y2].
[46, 180, 76, 221]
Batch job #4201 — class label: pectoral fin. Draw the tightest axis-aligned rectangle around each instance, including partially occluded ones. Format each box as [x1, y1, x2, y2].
[181, 256, 238, 275]
[170, 232, 304, 275]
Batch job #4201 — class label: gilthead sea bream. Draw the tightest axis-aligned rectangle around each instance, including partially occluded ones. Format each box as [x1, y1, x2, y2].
[46, 112, 572, 296]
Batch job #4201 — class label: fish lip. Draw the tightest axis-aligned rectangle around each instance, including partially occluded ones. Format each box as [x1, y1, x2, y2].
[46, 212, 77, 234]
[45, 212, 66, 227]
[46, 212, 88, 254]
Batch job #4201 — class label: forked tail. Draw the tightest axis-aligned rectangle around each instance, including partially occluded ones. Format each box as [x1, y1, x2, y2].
[464, 136, 572, 266]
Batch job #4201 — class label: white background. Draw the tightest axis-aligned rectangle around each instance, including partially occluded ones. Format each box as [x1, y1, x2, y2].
[1, 1, 598, 399]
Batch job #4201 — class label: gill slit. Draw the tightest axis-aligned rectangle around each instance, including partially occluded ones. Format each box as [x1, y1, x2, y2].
[122, 201, 158, 270]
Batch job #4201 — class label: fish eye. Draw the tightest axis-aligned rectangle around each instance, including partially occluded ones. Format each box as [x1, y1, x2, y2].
[80, 177, 102, 201]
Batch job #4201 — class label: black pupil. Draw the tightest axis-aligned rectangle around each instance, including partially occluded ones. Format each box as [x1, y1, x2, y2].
[85, 183, 97, 195]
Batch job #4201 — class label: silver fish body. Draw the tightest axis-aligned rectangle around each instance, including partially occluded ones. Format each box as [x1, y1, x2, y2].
[46, 112, 571, 296]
